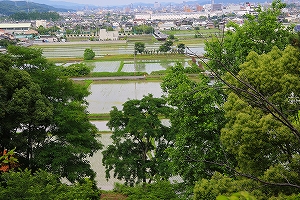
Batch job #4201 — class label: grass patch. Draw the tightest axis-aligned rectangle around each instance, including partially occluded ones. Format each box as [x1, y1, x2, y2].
[84, 79, 93, 87]
[118, 61, 124, 72]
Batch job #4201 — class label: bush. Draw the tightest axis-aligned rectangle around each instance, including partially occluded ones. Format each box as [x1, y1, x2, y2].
[83, 48, 95, 60]
[184, 65, 202, 74]
[0, 169, 100, 200]
[114, 181, 180, 200]
[61, 63, 91, 77]
[194, 172, 265, 200]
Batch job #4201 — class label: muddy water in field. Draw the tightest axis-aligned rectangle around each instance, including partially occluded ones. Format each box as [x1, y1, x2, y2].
[86, 81, 163, 114]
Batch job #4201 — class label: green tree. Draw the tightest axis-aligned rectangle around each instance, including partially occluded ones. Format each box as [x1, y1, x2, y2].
[221, 46, 300, 195]
[194, 172, 262, 200]
[183, 1, 300, 198]
[205, 0, 294, 75]
[0, 39, 16, 47]
[83, 48, 95, 60]
[168, 34, 175, 40]
[37, 25, 60, 35]
[134, 42, 145, 54]
[177, 43, 185, 54]
[102, 94, 174, 186]
[0, 169, 100, 200]
[61, 63, 91, 77]
[159, 40, 173, 53]
[0, 46, 102, 182]
[161, 63, 227, 188]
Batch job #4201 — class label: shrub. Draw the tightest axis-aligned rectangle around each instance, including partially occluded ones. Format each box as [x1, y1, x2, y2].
[83, 48, 95, 60]
[0, 169, 100, 200]
[62, 63, 91, 77]
[114, 181, 180, 200]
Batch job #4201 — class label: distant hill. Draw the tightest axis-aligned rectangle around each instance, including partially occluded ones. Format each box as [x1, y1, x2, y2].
[0, 0, 72, 16]
[32, 0, 98, 10]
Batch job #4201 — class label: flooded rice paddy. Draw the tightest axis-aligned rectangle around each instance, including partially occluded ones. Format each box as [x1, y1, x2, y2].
[40, 42, 205, 58]
[86, 81, 163, 114]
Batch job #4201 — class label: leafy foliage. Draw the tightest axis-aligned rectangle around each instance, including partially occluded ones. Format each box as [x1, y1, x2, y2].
[194, 172, 262, 200]
[177, 43, 185, 54]
[199, 1, 300, 197]
[159, 40, 173, 53]
[0, 1, 69, 16]
[84, 48, 96, 60]
[113, 181, 180, 200]
[221, 46, 300, 195]
[10, 11, 61, 21]
[0, 169, 100, 200]
[205, 0, 294, 75]
[0, 46, 102, 182]
[132, 25, 154, 34]
[37, 25, 61, 35]
[161, 63, 228, 186]
[61, 63, 91, 77]
[0, 39, 16, 47]
[134, 42, 145, 54]
[102, 94, 174, 185]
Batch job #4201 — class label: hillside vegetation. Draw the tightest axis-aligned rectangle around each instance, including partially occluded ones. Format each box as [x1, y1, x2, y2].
[0, 1, 70, 16]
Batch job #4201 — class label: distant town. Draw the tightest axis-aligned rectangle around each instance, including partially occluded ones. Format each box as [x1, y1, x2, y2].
[0, 0, 300, 45]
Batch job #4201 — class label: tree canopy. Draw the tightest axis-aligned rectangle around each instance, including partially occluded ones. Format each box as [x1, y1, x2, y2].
[205, 0, 294, 75]
[0, 169, 100, 200]
[161, 63, 228, 188]
[0, 46, 102, 182]
[102, 94, 174, 186]
[220, 46, 300, 195]
[134, 42, 145, 55]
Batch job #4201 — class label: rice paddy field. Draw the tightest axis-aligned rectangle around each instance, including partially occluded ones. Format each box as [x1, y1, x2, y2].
[33, 29, 211, 59]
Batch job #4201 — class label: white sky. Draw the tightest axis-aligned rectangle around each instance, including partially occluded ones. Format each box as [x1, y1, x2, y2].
[60, 0, 185, 6]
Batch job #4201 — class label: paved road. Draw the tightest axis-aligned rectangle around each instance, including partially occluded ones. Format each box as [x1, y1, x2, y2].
[71, 76, 146, 81]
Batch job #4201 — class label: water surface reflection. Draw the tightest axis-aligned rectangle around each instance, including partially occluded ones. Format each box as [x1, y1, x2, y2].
[87, 82, 163, 114]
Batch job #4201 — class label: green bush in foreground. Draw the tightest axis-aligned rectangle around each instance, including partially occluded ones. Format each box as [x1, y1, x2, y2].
[0, 169, 100, 200]
[113, 181, 180, 200]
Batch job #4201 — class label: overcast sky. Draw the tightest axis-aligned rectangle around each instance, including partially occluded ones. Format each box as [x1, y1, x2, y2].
[60, 0, 184, 7]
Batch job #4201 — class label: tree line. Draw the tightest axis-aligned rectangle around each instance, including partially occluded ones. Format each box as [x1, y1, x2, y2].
[134, 40, 186, 55]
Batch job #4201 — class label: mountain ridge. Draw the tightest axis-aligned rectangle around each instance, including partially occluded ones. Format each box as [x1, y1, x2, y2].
[0, 0, 72, 15]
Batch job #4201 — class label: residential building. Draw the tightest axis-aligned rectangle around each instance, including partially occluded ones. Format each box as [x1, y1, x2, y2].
[99, 29, 119, 40]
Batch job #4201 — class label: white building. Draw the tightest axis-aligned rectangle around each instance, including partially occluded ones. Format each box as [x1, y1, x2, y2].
[35, 20, 47, 28]
[0, 23, 32, 34]
[98, 29, 119, 40]
[135, 12, 208, 21]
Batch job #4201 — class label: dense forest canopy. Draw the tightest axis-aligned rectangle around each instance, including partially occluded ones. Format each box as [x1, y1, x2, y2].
[10, 11, 61, 21]
[0, 46, 102, 183]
